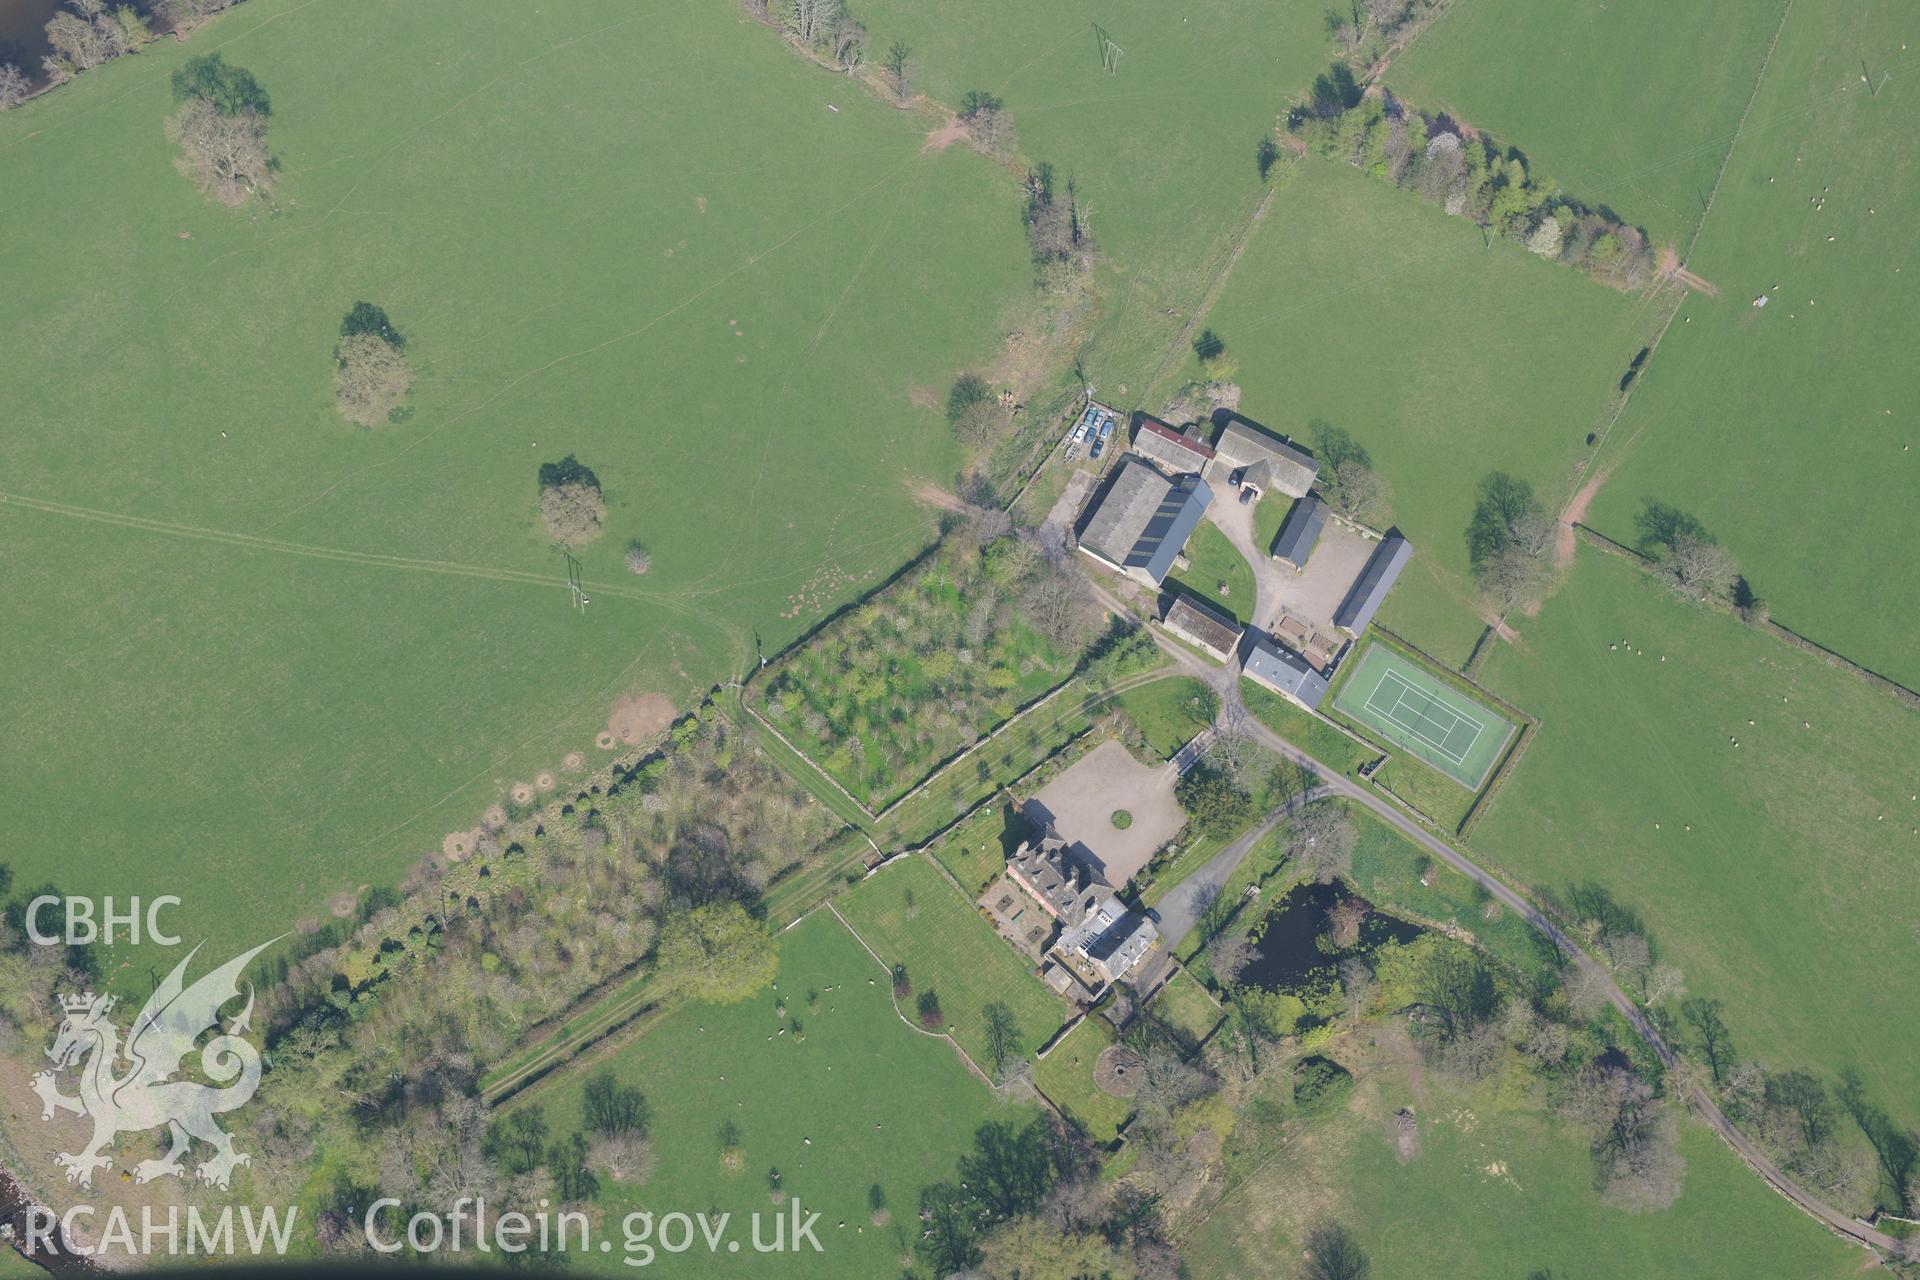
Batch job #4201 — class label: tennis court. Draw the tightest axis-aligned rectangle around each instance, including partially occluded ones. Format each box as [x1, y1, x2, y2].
[1332, 643, 1516, 789]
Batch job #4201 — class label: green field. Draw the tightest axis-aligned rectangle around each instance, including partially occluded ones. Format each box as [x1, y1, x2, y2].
[1189, 161, 1662, 665]
[530, 911, 1027, 1277]
[1182, 1066, 1859, 1280]
[853, 0, 1336, 388]
[836, 854, 1065, 1070]
[1388, 0, 1788, 247]
[1582, 1, 1920, 688]
[1474, 549, 1920, 1126]
[1115, 674, 1216, 760]
[0, 0, 1032, 963]
[1032, 1016, 1134, 1143]
[1332, 642, 1516, 789]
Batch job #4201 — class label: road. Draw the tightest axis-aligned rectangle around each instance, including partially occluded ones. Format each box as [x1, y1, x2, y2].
[1082, 572, 1900, 1257]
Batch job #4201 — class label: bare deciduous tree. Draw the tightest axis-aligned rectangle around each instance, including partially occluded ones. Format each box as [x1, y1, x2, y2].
[781, 0, 840, 48]
[882, 39, 911, 100]
[540, 482, 607, 546]
[1642, 961, 1685, 1006]
[167, 97, 274, 204]
[1482, 543, 1548, 614]
[1666, 533, 1740, 604]
[1021, 560, 1095, 649]
[333, 331, 414, 428]
[0, 64, 29, 110]
[1287, 798, 1356, 884]
[968, 106, 1018, 159]
[1327, 458, 1387, 525]
[586, 1133, 655, 1183]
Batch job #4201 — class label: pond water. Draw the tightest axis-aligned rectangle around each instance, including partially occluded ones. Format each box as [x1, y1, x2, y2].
[0, 0, 68, 68]
[1236, 881, 1424, 993]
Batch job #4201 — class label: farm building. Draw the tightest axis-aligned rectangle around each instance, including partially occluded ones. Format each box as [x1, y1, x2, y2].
[1207, 413, 1319, 498]
[1271, 495, 1327, 570]
[1161, 592, 1243, 661]
[1130, 414, 1217, 475]
[1077, 457, 1214, 588]
[1244, 636, 1331, 710]
[1334, 533, 1415, 636]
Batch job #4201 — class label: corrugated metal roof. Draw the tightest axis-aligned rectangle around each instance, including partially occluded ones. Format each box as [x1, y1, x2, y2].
[1333, 534, 1414, 635]
[1272, 495, 1326, 566]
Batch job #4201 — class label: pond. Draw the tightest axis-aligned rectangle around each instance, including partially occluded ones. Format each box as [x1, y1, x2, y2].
[1236, 881, 1424, 993]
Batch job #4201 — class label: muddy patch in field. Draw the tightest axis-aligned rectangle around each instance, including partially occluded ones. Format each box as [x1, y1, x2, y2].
[443, 828, 481, 862]
[609, 692, 675, 746]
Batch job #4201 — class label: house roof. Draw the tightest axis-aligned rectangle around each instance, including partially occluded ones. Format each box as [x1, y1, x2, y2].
[1163, 593, 1242, 659]
[1334, 533, 1414, 635]
[1244, 637, 1331, 709]
[1131, 415, 1216, 473]
[1211, 414, 1320, 496]
[1009, 835, 1108, 920]
[1271, 495, 1326, 566]
[1061, 894, 1159, 983]
[1079, 458, 1213, 585]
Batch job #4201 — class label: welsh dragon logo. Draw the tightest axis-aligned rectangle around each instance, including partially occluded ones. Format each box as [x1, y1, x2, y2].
[30, 940, 274, 1190]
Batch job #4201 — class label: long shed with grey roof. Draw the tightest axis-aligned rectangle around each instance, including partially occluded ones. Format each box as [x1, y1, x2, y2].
[1333, 533, 1414, 636]
[1077, 457, 1213, 587]
[1207, 413, 1319, 498]
[1271, 495, 1326, 570]
[1243, 637, 1331, 709]
[1131, 414, 1216, 475]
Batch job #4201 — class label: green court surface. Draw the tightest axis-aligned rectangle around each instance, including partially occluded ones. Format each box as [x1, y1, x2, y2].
[1332, 644, 1514, 789]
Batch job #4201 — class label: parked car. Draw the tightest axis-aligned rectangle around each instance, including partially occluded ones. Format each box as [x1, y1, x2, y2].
[1089, 436, 1105, 460]
[1239, 485, 1255, 505]
[1229, 467, 1246, 487]
[1098, 417, 1114, 440]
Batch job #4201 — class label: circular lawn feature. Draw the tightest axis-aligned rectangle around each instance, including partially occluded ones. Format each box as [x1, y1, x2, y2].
[1094, 1045, 1144, 1097]
[1111, 809, 1133, 830]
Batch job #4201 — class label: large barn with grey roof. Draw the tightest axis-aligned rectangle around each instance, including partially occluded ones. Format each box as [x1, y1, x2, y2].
[1334, 533, 1414, 636]
[1206, 413, 1319, 498]
[1077, 457, 1213, 588]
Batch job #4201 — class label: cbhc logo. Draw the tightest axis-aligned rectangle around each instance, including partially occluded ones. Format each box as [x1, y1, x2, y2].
[26, 895, 183, 946]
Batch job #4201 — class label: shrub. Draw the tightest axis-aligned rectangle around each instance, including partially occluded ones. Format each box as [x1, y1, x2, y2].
[538, 454, 600, 493]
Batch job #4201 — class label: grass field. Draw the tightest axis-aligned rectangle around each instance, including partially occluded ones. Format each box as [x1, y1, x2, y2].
[836, 854, 1065, 1070]
[0, 0, 1034, 966]
[1332, 643, 1516, 789]
[1387, 0, 1789, 247]
[1182, 1061, 1860, 1280]
[1032, 1017, 1134, 1143]
[529, 912, 1028, 1277]
[1115, 674, 1216, 760]
[1188, 161, 1662, 666]
[1474, 549, 1920, 1127]
[852, 0, 1336, 389]
[1581, 2, 1920, 689]
[1166, 519, 1256, 625]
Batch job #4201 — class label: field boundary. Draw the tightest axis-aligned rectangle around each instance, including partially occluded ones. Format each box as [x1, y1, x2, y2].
[873, 677, 1080, 823]
[1573, 526, 1920, 710]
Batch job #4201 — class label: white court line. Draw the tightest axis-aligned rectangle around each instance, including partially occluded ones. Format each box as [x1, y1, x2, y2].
[1365, 670, 1483, 768]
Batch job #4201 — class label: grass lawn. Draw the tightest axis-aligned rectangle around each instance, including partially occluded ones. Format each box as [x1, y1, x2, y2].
[1187, 160, 1662, 667]
[762, 559, 1078, 811]
[1240, 682, 1376, 777]
[528, 911, 1028, 1277]
[1115, 675, 1216, 760]
[837, 854, 1066, 1070]
[1182, 1060, 1860, 1280]
[1148, 971, 1224, 1049]
[927, 801, 1027, 897]
[1581, 1, 1920, 689]
[0, 0, 1031, 970]
[1387, 0, 1788, 247]
[1166, 519, 1256, 625]
[1033, 1017, 1134, 1144]
[1474, 549, 1920, 1127]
